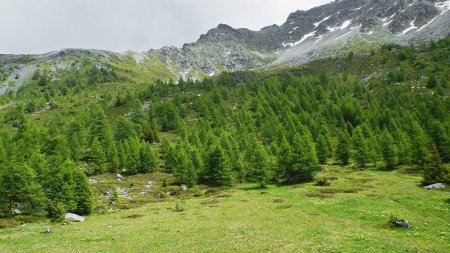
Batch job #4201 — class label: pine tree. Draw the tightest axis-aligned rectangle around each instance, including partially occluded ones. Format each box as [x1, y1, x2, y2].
[207, 143, 233, 186]
[173, 145, 197, 187]
[397, 131, 412, 165]
[352, 127, 368, 168]
[0, 164, 46, 215]
[139, 142, 157, 173]
[422, 144, 450, 185]
[316, 134, 331, 164]
[277, 136, 292, 181]
[336, 130, 351, 165]
[380, 129, 397, 169]
[410, 122, 430, 169]
[249, 143, 272, 188]
[124, 138, 141, 175]
[89, 138, 107, 174]
[50, 161, 93, 215]
[286, 134, 319, 183]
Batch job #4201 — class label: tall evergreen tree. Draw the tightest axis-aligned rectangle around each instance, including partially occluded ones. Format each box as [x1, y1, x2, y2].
[336, 130, 351, 165]
[316, 134, 332, 164]
[249, 143, 272, 188]
[285, 134, 319, 183]
[206, 143, 234, 186]
[89, 137, 107, 174]
[380, 129, 397, 169]
[139, 142, 158, 173]
[352, 127, 368, 168]
[0, 164, 46, 215]
[422, 144, 450, 185]
[410, 122, 430, 169]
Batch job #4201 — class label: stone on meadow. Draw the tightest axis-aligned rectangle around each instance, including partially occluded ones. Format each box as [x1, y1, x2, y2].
[64, 213, 85, 222]
[423, 183, 446, 190]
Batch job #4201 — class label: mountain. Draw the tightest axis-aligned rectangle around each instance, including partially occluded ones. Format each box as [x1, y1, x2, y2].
[1, 0, 449, 93]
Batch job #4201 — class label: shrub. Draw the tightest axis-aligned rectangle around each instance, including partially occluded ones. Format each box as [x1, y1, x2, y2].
[47, 201, 66, 221]
[315, 177, 331, 186]
[174, 198, 186, 212]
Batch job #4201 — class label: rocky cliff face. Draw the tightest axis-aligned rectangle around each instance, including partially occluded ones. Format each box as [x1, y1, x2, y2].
[148, 0, 450, 75]
[1, 0, 450, 92]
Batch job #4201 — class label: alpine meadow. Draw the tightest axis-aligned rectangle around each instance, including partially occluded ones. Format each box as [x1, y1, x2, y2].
[0, 0, 449, 252]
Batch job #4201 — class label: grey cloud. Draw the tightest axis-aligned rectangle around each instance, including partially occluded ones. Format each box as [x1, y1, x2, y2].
[0, 0, 332, 54]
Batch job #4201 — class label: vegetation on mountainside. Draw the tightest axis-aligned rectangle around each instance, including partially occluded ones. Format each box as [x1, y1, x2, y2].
[0, 38, 448, 220]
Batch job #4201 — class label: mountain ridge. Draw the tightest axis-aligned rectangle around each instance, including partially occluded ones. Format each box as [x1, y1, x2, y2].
[1, 0, 449, 93]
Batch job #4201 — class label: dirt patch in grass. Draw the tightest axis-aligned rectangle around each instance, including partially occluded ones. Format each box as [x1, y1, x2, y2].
[305, 192, 334, 199]
[123, 214, 144, 219]
[276, 204, 293, 209]
[215, 192, 232, 198]
[271, 198, 284, 203]
[305, 187, 363, 198]
[201, 199, 220, 206]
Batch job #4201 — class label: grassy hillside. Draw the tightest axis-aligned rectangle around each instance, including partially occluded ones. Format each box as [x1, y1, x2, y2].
[0, 166, 448, 252]
[0, 39, 449, 252]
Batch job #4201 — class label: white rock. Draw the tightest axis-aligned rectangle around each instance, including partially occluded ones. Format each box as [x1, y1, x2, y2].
[423, 183, 446, 190]
[181, 185, 188, 191]
[64, 213, 85, 222]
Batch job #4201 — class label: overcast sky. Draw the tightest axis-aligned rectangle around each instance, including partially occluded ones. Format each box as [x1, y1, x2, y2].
[0, 0, 332, 54]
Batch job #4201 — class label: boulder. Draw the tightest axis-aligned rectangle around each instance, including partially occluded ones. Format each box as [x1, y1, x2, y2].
[116, 174, 124, 181]
[145, 181, 153, 188]
[181, 185, 188, 191]
[423, 183, 446, 190]
[64, 213, 85, 222]
[392, 218, 411, 229]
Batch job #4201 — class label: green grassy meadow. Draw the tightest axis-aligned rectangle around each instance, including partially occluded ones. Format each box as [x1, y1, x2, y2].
[1, 166, 448, 253]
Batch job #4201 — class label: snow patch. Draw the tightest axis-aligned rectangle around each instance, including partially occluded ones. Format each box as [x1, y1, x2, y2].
[340, 19, 352, 30]
[282, 42, 294, 48]
[399, 20, 417, 35]
[314, 35, 325, 44]
[294, 31, 317, 46]
[351, 6, 363, 11]
[282, 31, 318, 48]
[435, 0, 450, 14]
[327, 19, 352, 32]
[314, 16, 332, 28]
[382, 20, 393, 27]
[334, 30, 354, 41]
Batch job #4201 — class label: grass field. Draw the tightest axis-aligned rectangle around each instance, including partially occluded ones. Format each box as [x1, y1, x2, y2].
[0, 166, 448, 253]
